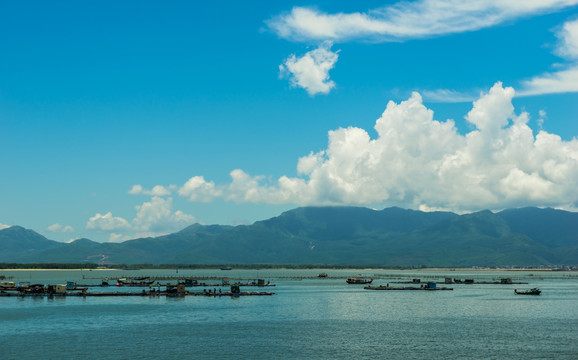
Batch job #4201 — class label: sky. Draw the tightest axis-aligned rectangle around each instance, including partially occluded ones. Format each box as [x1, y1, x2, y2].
[1, 0, 577, 243]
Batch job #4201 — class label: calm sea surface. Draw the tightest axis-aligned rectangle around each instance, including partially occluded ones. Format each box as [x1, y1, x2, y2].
[1, 269, 576, 359]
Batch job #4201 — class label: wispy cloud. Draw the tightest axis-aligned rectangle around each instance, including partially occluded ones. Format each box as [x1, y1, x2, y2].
[267, 1, 578, 42]
[270, 2, 578, 99]
[555, 17, 578, 59]
[423, 18, 578, 100]
[519, 18, 578, 96]
[0, 223, 10, 230]
[518, 67, 578, 96]
[421, 89, 477, 103]
[279, 41, 339, 95]
[173, 82, 578, 212]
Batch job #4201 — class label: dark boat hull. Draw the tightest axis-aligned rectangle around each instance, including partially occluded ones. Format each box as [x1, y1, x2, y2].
[515, 288, 541, 295]
[346, 278, 373, 284]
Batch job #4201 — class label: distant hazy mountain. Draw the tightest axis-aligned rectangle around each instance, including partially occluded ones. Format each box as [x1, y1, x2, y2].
[0, 207, 576, 266]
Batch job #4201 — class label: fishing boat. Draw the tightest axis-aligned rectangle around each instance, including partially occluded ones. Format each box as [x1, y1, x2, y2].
[515, 288, 541, 295]
[346, 277, 373, 284]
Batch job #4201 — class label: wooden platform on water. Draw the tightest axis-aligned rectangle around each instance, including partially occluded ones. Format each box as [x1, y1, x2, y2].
[0, 290, 274, 297]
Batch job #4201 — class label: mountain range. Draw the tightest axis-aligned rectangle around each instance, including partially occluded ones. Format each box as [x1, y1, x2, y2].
[1, 206, 576, 267]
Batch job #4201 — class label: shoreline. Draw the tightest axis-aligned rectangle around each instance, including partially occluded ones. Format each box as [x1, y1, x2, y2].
[0, 268, 120, 271]
[1, 267, 572, 272]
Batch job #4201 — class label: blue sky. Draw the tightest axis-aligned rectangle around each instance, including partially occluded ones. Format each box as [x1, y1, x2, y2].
[1, 1, 577, 243]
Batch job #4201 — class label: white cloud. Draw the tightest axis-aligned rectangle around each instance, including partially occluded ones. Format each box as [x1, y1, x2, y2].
[538, 110, 546, 128]
[519, 19, 578, 96]
[279, 41, 339, 95]
[178, 176, 220, 202]
[108, 232, 158, 243]
[421, 89, 477, 103]
[86, 196, 196, 241]
[268, 1, 578, 42]
[555, 18, 578, 59]
[519, 66, 578, 96]
[132, 197, 196, 233]
[128, 184, 173, 196]
[108, 233, 126, 243]
[421, 18, 578, 100]
[86, 212, 131, 231]
[46, 223, 75, 233]
[0, 223, 10, 230]
[466, 84, 515, 132]
[177, 82, 578, 212]
[128, 184, 143, 195]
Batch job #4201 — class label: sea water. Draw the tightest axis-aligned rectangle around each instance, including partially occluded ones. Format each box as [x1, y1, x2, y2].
[0, 269, 576, 359]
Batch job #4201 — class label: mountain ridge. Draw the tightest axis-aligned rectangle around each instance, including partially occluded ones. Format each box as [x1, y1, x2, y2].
[0, 206, 576, 266]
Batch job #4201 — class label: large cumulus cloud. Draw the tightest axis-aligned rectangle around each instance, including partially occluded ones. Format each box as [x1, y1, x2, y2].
[178, 82, 578, 212]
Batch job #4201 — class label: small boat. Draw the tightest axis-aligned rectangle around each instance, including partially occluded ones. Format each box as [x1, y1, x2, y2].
[515, 288, 541, 295]
[220, 267, 233, 271]
[317, 273, 328, 278]
[0, 281, 17, 291]
[346, 277, 373, 285]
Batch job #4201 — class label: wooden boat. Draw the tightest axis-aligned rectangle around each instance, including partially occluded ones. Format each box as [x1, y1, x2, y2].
[515, 288, 541, 295]
[346, 277, 373, 284]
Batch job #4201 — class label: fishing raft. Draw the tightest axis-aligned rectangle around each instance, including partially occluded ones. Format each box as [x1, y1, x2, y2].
[0, 283, 274, 297]
[365, 282, 453, 291]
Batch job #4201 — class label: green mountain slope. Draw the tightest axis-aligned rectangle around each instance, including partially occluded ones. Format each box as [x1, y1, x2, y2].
[0, 207, 576, 266]
[390, 211, 556, 267]
[0, 226, 63, 262]
[497, 207, 577, 247]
